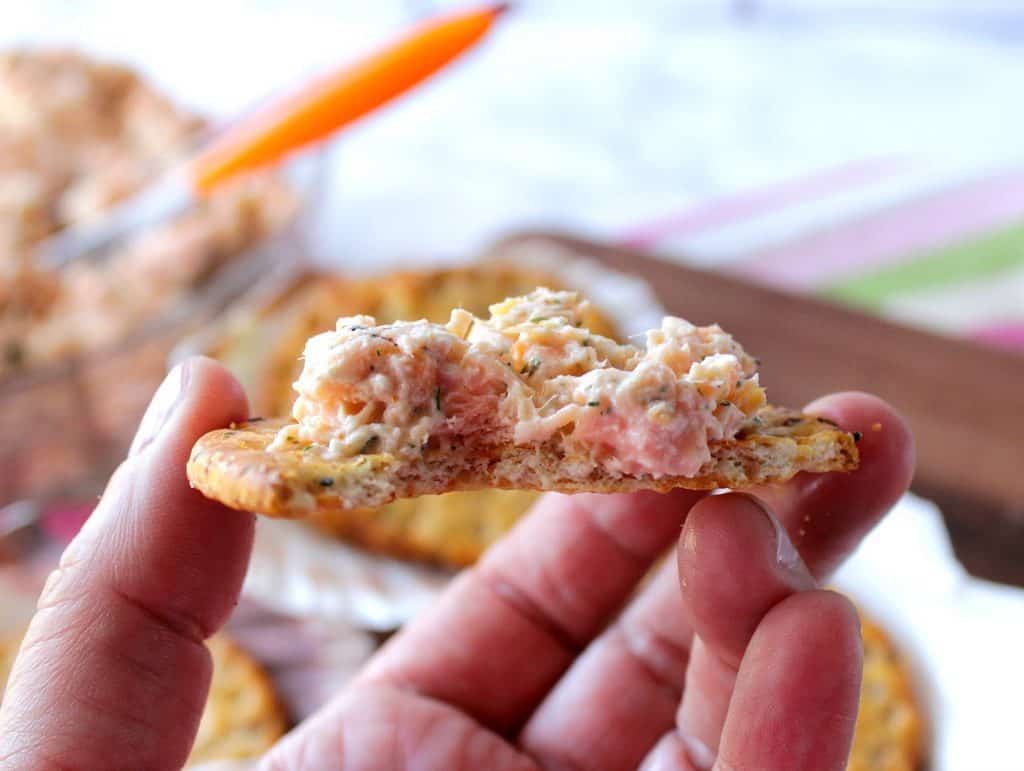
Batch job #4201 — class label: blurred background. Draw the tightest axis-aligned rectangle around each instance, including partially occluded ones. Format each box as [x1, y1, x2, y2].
[2, 2, 1023, 769]
[5, 0, 1024, 270]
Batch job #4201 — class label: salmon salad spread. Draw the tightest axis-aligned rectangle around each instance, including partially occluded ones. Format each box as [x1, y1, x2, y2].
[270, 289, 767, 478]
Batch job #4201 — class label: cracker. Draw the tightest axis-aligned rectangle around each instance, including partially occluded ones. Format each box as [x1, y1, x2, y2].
[307, 488, 540, 568]
[187, 408, 858, 518]
[848, 613, 926, 771]
[0, 630, 22, 692]
[186, 635, 288, 766]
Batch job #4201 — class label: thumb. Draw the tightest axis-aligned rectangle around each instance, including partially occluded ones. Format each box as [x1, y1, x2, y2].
[0, 357, 254, 771]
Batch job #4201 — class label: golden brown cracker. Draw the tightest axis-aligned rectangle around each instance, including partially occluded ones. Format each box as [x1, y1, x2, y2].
[187, 409, 858, 518]
[307, 488, 539, 568]
[0, 630, 22, 693]
[186, 635, 287, 766]
[848, 613, 926, 771]
[200, 263, 852, 562]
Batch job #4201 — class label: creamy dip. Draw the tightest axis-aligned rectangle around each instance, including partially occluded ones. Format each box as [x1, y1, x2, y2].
[270, 289, 766, 478]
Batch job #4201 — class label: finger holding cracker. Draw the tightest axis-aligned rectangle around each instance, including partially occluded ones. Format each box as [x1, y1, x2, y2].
[747, 392, 915, 579]
[516, 392, 915, 770]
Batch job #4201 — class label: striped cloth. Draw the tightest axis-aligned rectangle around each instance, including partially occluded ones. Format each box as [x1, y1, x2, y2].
[621, 157, 1024, 353]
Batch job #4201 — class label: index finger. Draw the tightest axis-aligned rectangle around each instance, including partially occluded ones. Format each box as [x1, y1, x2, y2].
[0, 358, 254, 771]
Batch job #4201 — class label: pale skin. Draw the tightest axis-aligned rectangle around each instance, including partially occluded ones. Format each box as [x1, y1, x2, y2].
[0, 357, 914, 771]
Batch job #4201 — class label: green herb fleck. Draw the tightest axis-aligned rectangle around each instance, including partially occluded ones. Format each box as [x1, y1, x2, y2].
[587, 400, 600, 407]
[434, 386, 442, 412]
[319, 477, 334, 487]
[3, 341, 23, 367]
[520, 357, 542, 376]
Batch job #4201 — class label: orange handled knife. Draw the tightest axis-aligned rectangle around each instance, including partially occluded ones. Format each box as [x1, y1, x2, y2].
[40, 3, 508, 267]
[192, 3, 508, 193]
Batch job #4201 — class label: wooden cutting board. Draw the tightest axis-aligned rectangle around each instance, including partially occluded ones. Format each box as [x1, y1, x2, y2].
[490, 231, 1024, 587]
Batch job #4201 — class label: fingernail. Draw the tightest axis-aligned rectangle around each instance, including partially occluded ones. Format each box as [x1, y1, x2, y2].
[744, 495, 813, 587]
[680, 734, 715, 771]
[129, 361, 191, 457]
[639, 734, 708, 771]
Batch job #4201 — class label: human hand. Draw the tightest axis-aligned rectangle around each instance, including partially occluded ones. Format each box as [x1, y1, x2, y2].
[0, 357, 253, 770]
[0, 358, 914, 771]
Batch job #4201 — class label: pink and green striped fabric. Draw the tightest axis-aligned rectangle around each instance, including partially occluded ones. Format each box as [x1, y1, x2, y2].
[623, 158, 1024, 352]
